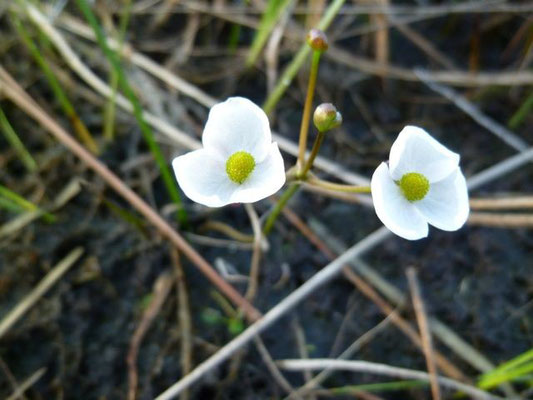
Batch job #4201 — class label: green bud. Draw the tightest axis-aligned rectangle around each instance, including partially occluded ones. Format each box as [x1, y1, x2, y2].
[306, 29, 329, 52]
[313, 103, 342, 132]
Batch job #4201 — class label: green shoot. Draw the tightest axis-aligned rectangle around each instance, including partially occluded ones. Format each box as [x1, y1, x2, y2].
[13, 14, 100, 154]
[246, 0, 294, 67]
[0, 184, 55, 223]
[0, 106, 37, 172]
[74, 0, 188, 227]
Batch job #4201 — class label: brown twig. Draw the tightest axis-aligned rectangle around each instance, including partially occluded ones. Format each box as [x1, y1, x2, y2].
[127, 272, 174, 400]
[406, 267, 441, 400]
[170, 249, 193, 400]
[244, 203, 263, 302]
[0, 67, 261, 322]
[290, 317, 316, 400]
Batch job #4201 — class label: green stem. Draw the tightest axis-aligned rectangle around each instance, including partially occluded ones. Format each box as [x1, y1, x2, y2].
[0, 184, 55, 222]
[297, 50, 321, 171]
[306, 177, 371, 193]
[103, 0, 132, 141]
[299, 130, 325, 178]
[0, 106, 37, 172]
[13, 13, 100, 154]
[74, 0, 188, 227]
[263, 183, 300, 235]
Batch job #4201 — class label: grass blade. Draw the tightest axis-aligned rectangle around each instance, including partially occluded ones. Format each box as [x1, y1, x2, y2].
[103, 0, 132, 141]
[0, 184, 56, 223]
[13, 13, 100, 154]
[73, 0, 188, 226]
[0, 106, 37, 172]
[245, 0, 294, 67]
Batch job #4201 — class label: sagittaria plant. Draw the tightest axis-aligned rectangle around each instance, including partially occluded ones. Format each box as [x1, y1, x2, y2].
[172, 29, 469, 241]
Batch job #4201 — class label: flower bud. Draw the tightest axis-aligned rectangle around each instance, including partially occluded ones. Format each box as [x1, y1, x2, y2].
[306, 29, 329, 52]
[313, 103, 342, 132]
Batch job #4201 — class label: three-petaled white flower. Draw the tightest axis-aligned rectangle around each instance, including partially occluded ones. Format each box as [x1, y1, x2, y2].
[173, 97, 286, 207]
[371, 126, 469, 240]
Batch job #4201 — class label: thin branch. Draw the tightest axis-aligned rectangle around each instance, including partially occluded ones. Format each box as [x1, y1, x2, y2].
[127, 272, 174, 400]
[5, 368, 47, 400]
[244, 203, 263, 302]
[470, 196, 533, 210]
[415, 69, 529, 152]
[254, 337, 302, 398]
[467, 148, 533, 191]
[468, 212, 533, 228]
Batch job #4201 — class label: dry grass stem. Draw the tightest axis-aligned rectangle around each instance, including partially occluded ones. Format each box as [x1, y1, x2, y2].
[244, 203, 263, 301]
[415, 69, 529, 152]
[406, 267, 441, 400]
[0, 247, 84, 340]
[170, 249, 193, 400]
[470, 196, 533, 210]
[5, 368, 47, 400]
[127, 272, 174, 400]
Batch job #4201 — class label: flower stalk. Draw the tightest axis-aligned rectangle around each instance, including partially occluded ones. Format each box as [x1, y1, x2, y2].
[263, 183, 300, 235]
[297, 49, 322, 171]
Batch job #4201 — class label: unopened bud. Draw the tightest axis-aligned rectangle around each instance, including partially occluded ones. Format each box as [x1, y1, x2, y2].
[306, 29, 329, 52]
[313, 103, 342, 132]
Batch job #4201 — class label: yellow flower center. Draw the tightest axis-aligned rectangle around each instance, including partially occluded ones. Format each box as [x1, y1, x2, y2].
[226, 151, 255, 184]
[398, 172, 430, 202]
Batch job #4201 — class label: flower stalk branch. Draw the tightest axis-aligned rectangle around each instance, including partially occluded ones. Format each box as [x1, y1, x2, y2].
[299, 131, 325, 178]
[306, 176, 371, 193]
[297, 49, 322, 171]
[263, 184, 300, 235]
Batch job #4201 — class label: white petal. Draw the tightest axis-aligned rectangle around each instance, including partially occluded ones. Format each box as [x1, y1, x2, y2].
[415, 168, 469, 231]
[172, 149, 238, 208]
[371, 162, 428, 240]
[389, 126, 460, 183]
[202, 97, 272, 163]
[230, 143, 286, 204]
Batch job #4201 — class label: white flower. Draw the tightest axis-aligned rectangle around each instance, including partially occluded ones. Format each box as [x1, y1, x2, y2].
[371, 126, 469, 240]
[172, 97, 286, 207]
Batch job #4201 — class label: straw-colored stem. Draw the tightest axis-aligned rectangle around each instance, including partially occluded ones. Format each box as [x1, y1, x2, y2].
[0, 106, 37, 171]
